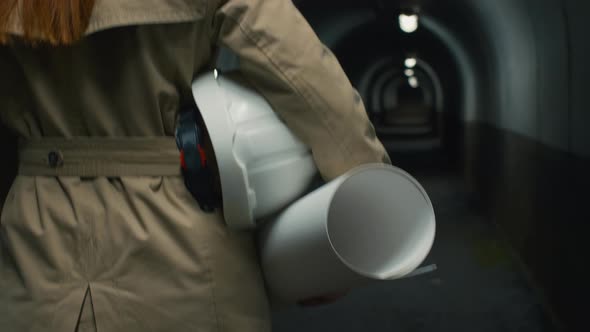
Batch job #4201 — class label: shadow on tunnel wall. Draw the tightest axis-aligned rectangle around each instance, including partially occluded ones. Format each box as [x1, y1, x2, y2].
[0, 127, 17, 207]
[462, 123, 590, 332]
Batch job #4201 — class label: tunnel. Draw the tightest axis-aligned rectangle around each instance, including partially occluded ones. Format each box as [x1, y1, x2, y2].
[266, 0, 590, 331]
[0, 1, 587, 331]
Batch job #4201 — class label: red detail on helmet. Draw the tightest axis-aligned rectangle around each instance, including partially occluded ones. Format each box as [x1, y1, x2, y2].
[180, 150, 187, 170]
[197, 144, 207, 168]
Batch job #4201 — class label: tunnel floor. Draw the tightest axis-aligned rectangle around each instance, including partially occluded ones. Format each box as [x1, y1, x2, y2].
[271, 153, 557, 332]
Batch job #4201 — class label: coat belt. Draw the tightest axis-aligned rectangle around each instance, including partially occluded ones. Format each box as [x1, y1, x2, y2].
[18, 137, 181, 176]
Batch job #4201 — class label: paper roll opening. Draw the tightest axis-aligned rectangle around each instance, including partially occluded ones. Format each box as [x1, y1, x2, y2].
[326, 166, 435, 280]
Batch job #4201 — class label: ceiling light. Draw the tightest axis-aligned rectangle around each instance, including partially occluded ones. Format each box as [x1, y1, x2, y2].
[404, 57, 417, 68]
[399, 14, 419, 33]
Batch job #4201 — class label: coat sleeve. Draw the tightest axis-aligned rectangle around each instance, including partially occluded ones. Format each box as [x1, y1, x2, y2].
[209, 0, 391, 181]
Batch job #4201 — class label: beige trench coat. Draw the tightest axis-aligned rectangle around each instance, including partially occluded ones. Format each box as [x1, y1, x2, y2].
[0, 0, 390, 331]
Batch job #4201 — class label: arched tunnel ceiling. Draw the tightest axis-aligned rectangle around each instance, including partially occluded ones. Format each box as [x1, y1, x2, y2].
[294, 0, 590, 158]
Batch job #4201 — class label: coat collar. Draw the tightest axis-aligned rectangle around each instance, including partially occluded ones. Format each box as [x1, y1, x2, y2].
[6, 0, 206, 37]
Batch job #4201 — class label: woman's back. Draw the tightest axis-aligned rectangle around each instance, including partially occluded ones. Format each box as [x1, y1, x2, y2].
[1, 2, 272, 331]
[0, 1, 390, 331]
[1, 19, 209, 138]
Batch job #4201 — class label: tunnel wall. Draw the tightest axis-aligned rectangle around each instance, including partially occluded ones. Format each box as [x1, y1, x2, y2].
[462, 0, 588, 157]
[565, 0, 590, 158]
[460, 1, 590, 330]
[458, 0, 567, 151]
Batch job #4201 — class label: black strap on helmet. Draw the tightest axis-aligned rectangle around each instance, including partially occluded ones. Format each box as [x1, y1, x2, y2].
[175, 108, 219, 212]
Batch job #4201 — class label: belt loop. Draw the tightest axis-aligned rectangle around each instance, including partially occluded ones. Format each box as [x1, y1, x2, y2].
[47, 150, 64, 168]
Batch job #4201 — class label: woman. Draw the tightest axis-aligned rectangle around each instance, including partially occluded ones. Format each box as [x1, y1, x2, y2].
[0, 0, 390, 331]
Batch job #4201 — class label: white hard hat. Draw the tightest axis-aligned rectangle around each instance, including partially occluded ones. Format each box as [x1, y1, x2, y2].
[192, 72, 317, 229]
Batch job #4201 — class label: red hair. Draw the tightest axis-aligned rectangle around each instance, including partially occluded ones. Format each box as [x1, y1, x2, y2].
[0, 0, 96, 45]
